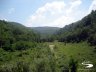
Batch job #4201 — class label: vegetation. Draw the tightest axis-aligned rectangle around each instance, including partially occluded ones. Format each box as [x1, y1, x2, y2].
[31, 27, 60, 42]
[54, 10, 96, 45]
[0, 42, 96, 72]
[31, 27, 60, 38]
[0, 20, 40, 51]
[0, 10, 96, 72]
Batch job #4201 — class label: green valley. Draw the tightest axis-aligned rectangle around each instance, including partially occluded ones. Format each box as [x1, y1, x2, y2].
[0, 10, 96, 72]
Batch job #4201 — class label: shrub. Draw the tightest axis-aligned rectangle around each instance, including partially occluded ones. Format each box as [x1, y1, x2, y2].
[12, 41, 36, 50]
[0, 61, 30, 72]
[69, 57, 78, 72]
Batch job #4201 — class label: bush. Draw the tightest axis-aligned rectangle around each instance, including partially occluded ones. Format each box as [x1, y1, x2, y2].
[0, 61, 30, 72]
[2, 41, 12, 51]
[12, 41, 36, 50]
[69, 57, 78, 72]
[88, 34, 96, 46]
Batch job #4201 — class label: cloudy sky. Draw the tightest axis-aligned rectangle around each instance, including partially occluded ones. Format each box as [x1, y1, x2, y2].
[0, 0, 96, 27]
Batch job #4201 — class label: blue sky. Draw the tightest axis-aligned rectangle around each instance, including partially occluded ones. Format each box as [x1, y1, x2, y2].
[0, 0, 96, 27]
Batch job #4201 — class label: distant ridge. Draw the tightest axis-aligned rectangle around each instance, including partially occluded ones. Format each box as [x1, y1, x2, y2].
[30, 27, 60, 38]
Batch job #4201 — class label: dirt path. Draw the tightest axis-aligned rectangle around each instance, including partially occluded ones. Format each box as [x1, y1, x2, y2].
[49, 45, 55, 52]
[49, 44, 58, 59]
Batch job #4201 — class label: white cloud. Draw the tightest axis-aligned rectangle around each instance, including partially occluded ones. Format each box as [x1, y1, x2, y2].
[66, 0, 82, 14]
[8, 8, 15, 14]
[0, 18, 7, 21]
[25, 0, 83, 27]
[49, 16, 75, 27]
[88, 0, 96, 14]
[0, 14, 8, 21]
[36, 1, 65, 15]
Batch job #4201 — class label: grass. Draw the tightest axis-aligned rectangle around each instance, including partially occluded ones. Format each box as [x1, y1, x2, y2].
[46, 41, 96, 71]
[54, 42, 96, 62]
[0, 42, 96, 72]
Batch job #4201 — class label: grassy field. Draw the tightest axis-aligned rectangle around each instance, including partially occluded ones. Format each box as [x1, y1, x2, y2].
[45, 41, 96, 71]
[0, 42, 96, 72]
[48, 42, 96, 62]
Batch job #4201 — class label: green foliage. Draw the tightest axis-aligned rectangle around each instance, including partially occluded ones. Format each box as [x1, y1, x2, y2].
[32, 27, 60, 38]
[0, 61, 30, 72]
[0, 10, 96, 72]
[0, 20, 40, 51]
[12, 41, 36, 50]
[55, 10, 96, 45]
[0, 42, 96, 72]
[88, 34, 96, 46]
[69, 57, 78, 72]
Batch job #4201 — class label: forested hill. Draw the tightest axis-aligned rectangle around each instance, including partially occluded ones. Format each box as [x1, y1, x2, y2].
[31, 27, 60, 38]
[55, 10, 96, 45]
[0, 20, 40, 51]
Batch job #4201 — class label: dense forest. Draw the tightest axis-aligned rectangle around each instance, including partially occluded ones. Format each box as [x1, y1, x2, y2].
[0, 21, 40, 51]
[54, 10, 96, 45]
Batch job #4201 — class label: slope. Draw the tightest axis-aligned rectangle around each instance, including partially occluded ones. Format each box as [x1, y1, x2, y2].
[31, 26, 60, 38]
[55, 10, 96, 45]
[0, 20, 40, 51]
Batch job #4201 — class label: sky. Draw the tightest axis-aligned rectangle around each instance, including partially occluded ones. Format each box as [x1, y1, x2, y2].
[0, 0, 96, 27]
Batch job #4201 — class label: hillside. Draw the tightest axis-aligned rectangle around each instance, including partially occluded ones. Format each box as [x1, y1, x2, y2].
[55, 10, 96, 45]
[0, 20, 40, 51]
[31, 27, 60, 38]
